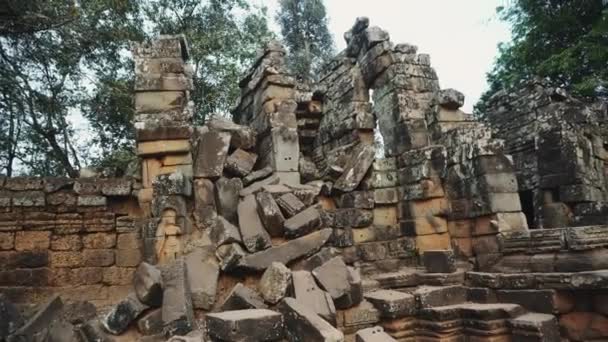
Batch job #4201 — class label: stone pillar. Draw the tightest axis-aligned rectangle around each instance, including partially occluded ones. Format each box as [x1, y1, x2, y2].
[233, 41, 301, 185]
[132, 35, 194, 264]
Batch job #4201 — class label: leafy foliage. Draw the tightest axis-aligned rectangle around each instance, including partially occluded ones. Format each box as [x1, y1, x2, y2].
[144, 0, 274, 123]
[477, 0, 608, 113]
[0, 0, 273, 177]
[276, 0, 334, 82]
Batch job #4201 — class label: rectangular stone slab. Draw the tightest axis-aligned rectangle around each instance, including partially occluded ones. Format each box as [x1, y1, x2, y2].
[237, 194, 272, 252]
[206, 309, 284, 342]
[237, 228, 333, 271]
[291, 271, 337, 325]
[193, 131, 231, 178]
[278, 298, 344, 342]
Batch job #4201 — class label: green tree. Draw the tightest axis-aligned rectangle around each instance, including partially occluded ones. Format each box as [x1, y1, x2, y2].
[0, 0, 274, 177]
[478, 0, 608, 113]
[144, 0, 274, 123]
[0, 0, 144, 177]
[276, 0, 334, 82]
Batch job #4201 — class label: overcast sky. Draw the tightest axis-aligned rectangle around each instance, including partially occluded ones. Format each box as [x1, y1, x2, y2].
[257, 0, 512, 112]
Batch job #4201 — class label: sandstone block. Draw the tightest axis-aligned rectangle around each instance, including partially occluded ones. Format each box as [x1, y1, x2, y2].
[284, 205, 322, 238]
[279, 297, 344, 342]
[237, 228, 332, 271]
[206, 309, 284, 342]
[256, 191, 285, 237]
[243, 166, 273, 187]
[237, 194, 272, 252]
[438, 89, 465, 110]
[15, 231, 50, 251]
[137, 308, 163, 336]
[193, 178, 216, 228]
[312, 257, 351, 307]
[364, 290, 416, 318]
[115, 249, 142, 267]
[161, 258, 194, 337]
[102, 293, 149, 335]
[186, 248, 219, 310]
[220, 283, 268, 311]
[259, 262, 291, 304]
[137, 139, 190, 156]
[416, 233, 451, 253]
[337, 191, 374, 209]
[209, 215, 242, 247]
[82, 233, 115, 249]
[422, 250, 456, 274]
[215, 177, 242, 224]
[193, 131, 231, 178]
[134, 262, 163, 307]
[355, 326, 396, 342]
[334, 144, 375, 192]
[216, 243, 247, 272]
[291, 270, 337, 325]
[225, 149, 258, 177]
[153, 172, 192, 196]
[277, 192, 306, 217]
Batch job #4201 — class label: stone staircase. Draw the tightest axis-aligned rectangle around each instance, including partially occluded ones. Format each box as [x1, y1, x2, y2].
[351, 266, 561, 342]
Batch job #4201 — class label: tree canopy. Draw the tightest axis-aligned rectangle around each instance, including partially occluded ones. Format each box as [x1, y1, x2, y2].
[477, 0, 608, 113]
[0, 0, 273, 177]
[276, 0, 334, 82]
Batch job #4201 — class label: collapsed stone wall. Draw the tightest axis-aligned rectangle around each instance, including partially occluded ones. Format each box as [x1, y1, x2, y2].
[2, 19, 608, 342]
[485, 80, 608, 229]
[0, 176, 141, 306]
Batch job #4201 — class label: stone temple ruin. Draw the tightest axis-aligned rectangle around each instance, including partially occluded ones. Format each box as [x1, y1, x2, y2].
[1, 17, 608, 342]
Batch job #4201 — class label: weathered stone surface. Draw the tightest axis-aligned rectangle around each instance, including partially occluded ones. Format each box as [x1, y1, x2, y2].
[238, 194, 272, 252]
[137, 139, 190, 156]
[438, 89, 465, 109]
[221, 283, 268, 311]
[509, 312, 560, 342]
[207, 118, 256, 150]
[161, 258, 194, 337]
[134, 262, 164, 307]
[422, 250, 456, 274]
[209, 215, 242, 247]
[277, 192, 307, 217]
[284, 205, 322, 238]
[240, 174, 281, 197]
[0, 294, 23, 339]
[8, 295, 63, 341]
[337, 191, 374, 209]
[414, 285, 467, 309]
[136, 309, 163, 336]
[334, 209, 373, 228]
[238, 228, 333, 271]
[153, 172, 191, 196]
[259, 262, 292, 304]
[194, 131, 231, 178]
[364, 290, 416, 318]
[291, 270, 337, 325]
[225, 149, 258, 177]
[215, 242, 247, 272]
[256, 191, 286, 237]
[243, 166, 273, 187]
[102, 293, 149, 335]
[206, 309, 284, 342]
[355, 326, 397, 342]
[186, 248, 219, 310]
[279, 297, 344, 342]
[215, 177, 243, 224]
[334, 144, 375, 192]
[193, 178, 217, 227]
[312, 257, 350, 304]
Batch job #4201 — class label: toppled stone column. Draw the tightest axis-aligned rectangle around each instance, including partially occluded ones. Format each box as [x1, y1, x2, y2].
[132, 35, 194, 264]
